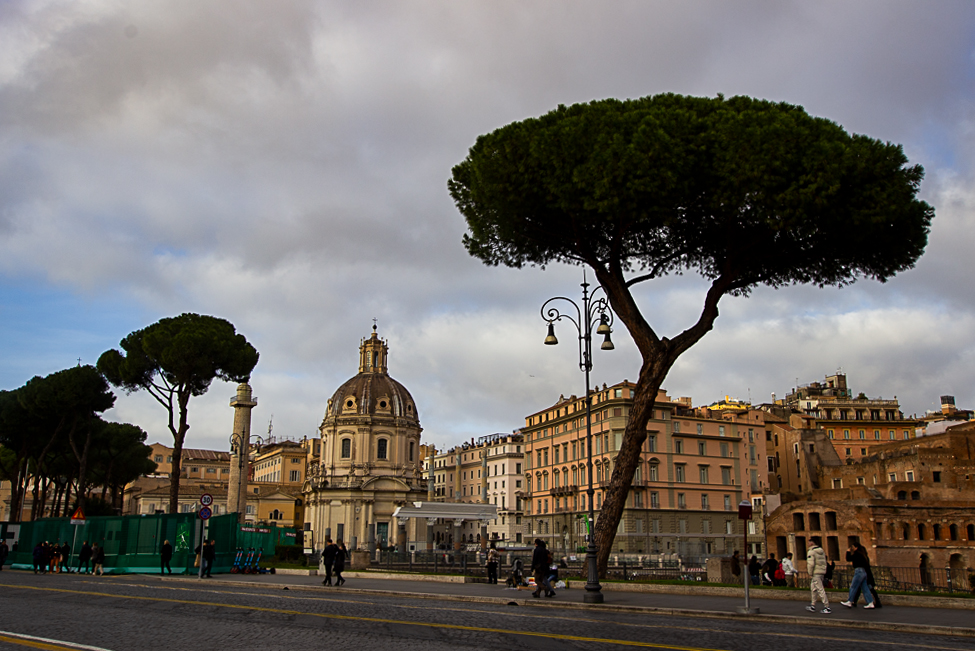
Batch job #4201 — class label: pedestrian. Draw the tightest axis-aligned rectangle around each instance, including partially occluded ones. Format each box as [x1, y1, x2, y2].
[33, 542, 45, 574]
[781, 552, 797, 587]
[761, 553, 778, 586]
[160, 539, 173, 575]
[0, 539, 8, 571]
[805, 539, 831, 614]
[78, 541, 92, 574]
[530, 538, 554, 598]
[730, 550, 742, 581]
[202, 539, 216, 578]
[841, 543, 875, 609]
[92, 543, 106, 576]
[320, 538, 337, 586]
[824, 556, 835, 589]
[748, 555, 761, 586]
[849, 549, 882, 608]
[486, 542, 500, 585]
[333, 541, 347, 586]
[59, 541, 71, 573]
[48, 541, 58, 574]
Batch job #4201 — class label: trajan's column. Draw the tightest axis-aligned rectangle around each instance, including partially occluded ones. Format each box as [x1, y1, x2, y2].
[228, 383, 257, 522]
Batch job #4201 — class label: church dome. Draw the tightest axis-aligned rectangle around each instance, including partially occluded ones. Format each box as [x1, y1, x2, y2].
[323, 326, 419, 424]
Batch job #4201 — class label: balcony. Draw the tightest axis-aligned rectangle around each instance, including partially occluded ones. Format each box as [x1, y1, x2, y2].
[551, 484, 578, 497]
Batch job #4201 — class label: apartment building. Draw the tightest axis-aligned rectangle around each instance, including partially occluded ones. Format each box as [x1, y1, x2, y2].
[784, 372, 917, 461]
[424, 433, 527, 546]
[523, 381, 766, 558]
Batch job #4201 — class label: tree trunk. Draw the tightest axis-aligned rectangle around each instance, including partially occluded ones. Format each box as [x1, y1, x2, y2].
[168, 389, 192, 514]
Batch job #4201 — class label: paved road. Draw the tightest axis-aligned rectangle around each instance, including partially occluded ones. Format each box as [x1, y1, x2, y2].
[0, 571, 970, 651]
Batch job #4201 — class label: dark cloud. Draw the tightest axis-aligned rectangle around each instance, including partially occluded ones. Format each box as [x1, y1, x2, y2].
[1, 0, 974, 451]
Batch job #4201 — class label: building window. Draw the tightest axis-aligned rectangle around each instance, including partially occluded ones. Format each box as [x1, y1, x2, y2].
[650, 492, 659, 508]
[719, 442, 729, 458]
[724, 495, 731, 511]
[154, 455, 163, 463]
[721, 467, 731, 485]
[648, 464, 658, 481]
[341, 438, 352, 458]
[409, 441, 415, 462]
[844, 430, 851, 439]
[701, 494, 710, 510]
[699, 466, 709, 484]
[675, 465, 685, 483]
[290, 470, 300, 482]
[698, 441, 707, 455]
[718, 425, 725, 437]
[697, 424, 703, 435]
[906, 471, 915, 481]
[675, 439, 684, 454]
[648, 436, 656, 453]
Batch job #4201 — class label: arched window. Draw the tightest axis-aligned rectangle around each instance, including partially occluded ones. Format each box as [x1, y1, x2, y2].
[341, 438, 352, 459]
[902, 524, 910, 540]
[911, 491, 920, 500]
[917, 523, 926, 540]
[409, 441, 415, 462]
[377, 438, 388, 460]
[553, 469, 560, 488]
[897, 490, 907, 500]
[949, 524, 959, 541]
[572, 466, 578, 485]
[933, 524, 941, 541]
[968, 524, 975, 541]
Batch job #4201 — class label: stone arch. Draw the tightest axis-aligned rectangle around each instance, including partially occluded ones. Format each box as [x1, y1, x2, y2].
[917, 523, 926, 540]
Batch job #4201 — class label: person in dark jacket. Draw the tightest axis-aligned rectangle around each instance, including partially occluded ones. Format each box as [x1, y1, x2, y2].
[321, 539, 338, 586]
[33, 542, 45, 574]
[77, 541, 92, 574]
[841, 543, 875, 609]
[760, 554, 779, 586]
[201, 540, 216, 578]
[0, 540, 8, 571]
[333, 541, 347, 586]
[92, 544, 106, 576]
[748, 555, 761, 585]
[59, 541, 71, 573]
[160, 540, 173, 575]
[530, 538, 554, 598]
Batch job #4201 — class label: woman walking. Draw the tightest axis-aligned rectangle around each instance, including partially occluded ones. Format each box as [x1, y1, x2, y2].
[333, 541, 347, 586]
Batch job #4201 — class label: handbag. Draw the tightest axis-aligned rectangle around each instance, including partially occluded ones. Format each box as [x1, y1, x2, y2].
[194, 553, 200, 568]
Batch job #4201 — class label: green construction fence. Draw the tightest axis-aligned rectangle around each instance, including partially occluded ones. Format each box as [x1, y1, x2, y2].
[6, 513, 295, 575]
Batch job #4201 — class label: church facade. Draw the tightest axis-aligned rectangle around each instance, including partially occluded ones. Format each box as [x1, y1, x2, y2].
[302, 328, 428, 552]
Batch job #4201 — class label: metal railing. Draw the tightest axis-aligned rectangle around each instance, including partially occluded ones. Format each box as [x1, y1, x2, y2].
[791, 566, 975, 595]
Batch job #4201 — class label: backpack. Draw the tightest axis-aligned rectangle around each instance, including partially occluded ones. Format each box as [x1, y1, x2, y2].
[774, 566, 785, 581]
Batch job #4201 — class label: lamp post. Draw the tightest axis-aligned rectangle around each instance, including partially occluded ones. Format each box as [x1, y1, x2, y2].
[541, 273, 615, 604]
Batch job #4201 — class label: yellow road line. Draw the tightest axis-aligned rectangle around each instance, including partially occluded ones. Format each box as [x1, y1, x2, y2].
[0, 583, 725, 651]
[87, 580, 966, 651]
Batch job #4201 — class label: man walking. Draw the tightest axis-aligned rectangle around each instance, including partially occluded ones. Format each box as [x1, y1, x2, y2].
[77, 541, 92, 574]
[0, 540, 8, 571]
[160, 539, 173, 575]
[486, 542, 500, 585]
[320, 538, 338, 586]
[202, 539, 216, 578]
[805, 539, 830, 613]
[530, 538, 554, 598]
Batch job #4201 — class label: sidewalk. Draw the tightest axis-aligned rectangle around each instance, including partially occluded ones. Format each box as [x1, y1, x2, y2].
[158, 570, 975, 638]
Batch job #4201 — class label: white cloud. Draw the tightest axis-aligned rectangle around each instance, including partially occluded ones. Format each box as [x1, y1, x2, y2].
[3, 1, 975, 453]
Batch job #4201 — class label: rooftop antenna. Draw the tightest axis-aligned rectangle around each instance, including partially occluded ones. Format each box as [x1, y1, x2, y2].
[267, 415, 273, 443]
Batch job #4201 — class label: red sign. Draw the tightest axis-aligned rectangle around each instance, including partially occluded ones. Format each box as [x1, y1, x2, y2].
[71, 507, 85, 521]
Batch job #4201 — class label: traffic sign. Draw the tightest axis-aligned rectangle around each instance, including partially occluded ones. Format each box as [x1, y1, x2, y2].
[199, 506, 212, 520]
[200, 493, 213, 507]
[70, 507, 86, 525]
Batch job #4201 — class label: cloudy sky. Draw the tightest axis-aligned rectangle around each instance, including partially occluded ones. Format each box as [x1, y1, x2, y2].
[2, 1, 974, 454]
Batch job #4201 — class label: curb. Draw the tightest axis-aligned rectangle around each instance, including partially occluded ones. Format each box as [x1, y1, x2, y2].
[156, 575, 975, 639]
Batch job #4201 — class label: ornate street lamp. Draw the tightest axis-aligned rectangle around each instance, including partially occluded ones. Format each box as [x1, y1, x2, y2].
[540, 273, 614, 604]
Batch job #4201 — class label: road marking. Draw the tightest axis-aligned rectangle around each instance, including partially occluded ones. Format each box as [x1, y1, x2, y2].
[0, 583, 726, 650]
[0, 632, 114, 651]
[82, 580, 970, 650]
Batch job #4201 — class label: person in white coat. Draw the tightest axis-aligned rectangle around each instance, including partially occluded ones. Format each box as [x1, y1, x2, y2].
[805, 540, 830, 614]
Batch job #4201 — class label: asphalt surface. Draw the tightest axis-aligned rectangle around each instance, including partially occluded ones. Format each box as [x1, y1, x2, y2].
[0, 569, 972, 651]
